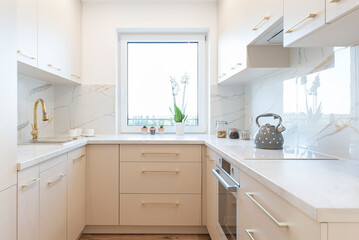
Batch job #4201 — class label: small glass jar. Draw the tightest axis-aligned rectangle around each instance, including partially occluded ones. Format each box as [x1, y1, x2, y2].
[241, 130, 251, 140]
[216, 121, 228, 138]
[228, 128, 240, 139]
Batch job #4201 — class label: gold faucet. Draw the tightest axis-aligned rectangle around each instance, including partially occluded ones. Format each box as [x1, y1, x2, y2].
[31, 98, 49, 140]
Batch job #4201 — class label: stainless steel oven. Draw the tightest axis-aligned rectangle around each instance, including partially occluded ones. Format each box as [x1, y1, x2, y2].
[212, 156, 240, 240]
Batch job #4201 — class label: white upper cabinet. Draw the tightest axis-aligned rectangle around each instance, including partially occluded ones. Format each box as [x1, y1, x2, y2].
[246, 0, 283, 45]
[283, 0, 325, 47]
[218, 0, 247, 83]
[38, 0, 69, 79]
[17, 0, 38, 67]
[326, 0, 359, 23]
[18, 0, 82, 84]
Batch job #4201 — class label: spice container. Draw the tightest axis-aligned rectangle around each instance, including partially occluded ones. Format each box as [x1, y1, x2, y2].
[228, 128, 239, 139]
[216, 121, 228, 138]
[241, 130, 251, 140]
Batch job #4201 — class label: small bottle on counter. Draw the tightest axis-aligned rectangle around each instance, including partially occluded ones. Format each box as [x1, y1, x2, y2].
[216, 121, 228, 138]
[241, 130, 251, 140]
[228, 128, 240, 139]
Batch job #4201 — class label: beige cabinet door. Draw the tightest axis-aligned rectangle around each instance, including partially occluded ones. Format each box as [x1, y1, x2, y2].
[206, 149, 221, 240]
[40, 160, 68, 240]
[38, 0, 69, 79]
[86, 145, 119, 225]
[0, 186, 16, 240]
[17, 0, 38, 67]
[18, 165, 40, 240]
[283, 0, 325, 46]
[217, 0, 247, 84]
[68, 147, 86, 240]
[326, 0, 359, 23]
[246, 0, 283, 44]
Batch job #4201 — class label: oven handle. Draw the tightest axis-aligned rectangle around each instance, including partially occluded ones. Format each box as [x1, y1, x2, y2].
[212, 169, 238, 192]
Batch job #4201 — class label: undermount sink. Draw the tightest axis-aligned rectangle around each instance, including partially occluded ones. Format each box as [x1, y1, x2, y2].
[18, 136, 75, 145]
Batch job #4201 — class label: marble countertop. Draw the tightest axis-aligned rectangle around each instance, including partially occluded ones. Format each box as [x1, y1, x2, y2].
[17, 134, 359, 222]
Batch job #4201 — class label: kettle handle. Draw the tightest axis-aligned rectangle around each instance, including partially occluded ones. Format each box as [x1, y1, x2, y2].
[255, 113, 283, 130]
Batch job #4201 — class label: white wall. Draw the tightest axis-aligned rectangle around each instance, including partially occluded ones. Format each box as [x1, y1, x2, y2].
[82, 1, 218, 85]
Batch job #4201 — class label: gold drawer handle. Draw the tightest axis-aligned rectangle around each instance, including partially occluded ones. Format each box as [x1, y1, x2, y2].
[246, 192, 288, 228]
[21, 178, 40, 189]
[218, 73, 226, 78]
[141, 201, 180, 206]
[71, 74, 81, 79]
[141, 152, 179, 155]
[245, 229, 255, 240]
[48, 174, 65, 185]
[17, 50, 36, 59]
[252, 16, 270, 31]
[285, 13, 317, 33]
[73, 154, 85, 162]
[47, 64, 62, 71]
[330, 0, 340, 2]
[142, 169, 180, 173]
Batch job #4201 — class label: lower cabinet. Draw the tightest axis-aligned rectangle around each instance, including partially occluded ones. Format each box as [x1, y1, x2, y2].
[68, 147, 86, 240]
[0, 185, 16, 240]
[86, 145, 119, 225]
[205, 148, 221, 240]
[18, 165, 40, 240]
[40, 156, 68, 240]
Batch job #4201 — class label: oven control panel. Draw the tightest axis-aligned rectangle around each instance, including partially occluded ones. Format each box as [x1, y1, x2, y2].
[216, 154, 240, 183]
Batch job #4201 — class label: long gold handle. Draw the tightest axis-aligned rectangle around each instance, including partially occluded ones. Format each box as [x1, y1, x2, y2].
[73, 154, 85, 162]
[245, 192, 288, 228]
[142, 169, 180, 173]
[17, 50, 36, 59]
[245, 230, 255, 240]
[329, 0, 340, 2]
[141, 201, 180, 206]
[21, 178, 40, 189]
[141, 152, 179, 155]
[285, 13, 317, 33]
[252, 16, 270, 31]
[48, 174, 65, 185]
[218, 73, 226, 78]
[47, 64, 62, 71]
[71, 74, 81, 79]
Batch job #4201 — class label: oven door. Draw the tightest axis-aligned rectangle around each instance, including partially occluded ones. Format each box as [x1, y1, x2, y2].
[212, 168, 239, 240]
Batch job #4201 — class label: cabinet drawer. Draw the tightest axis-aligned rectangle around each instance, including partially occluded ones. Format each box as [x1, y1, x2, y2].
[239, 170, 320, 240]
[120, 162, 201, 194]
[120, 194, 201, 226]
[240, 199, 276, 240]
[18, 165, 40, 240]
[120, 145, 201, 162]
[68, 146, 86, 163]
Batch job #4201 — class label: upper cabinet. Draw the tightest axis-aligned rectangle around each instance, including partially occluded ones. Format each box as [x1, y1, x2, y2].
[217, 0, 290, 85]
[326, 0, 359, 23]
[246, 0, 283, 45]
[283, 0, 359, 47]
[17, 0, 82, 84]
[17, 0, 38, 67]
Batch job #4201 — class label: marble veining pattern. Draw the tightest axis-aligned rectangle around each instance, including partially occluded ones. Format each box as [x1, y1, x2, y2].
[17, 75, 54, 142]
[246, 46, 359, 161]
[54, 84, 116, 135]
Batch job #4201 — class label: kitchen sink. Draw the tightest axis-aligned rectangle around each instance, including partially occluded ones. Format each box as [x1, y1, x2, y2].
[18, 136, 75, 145]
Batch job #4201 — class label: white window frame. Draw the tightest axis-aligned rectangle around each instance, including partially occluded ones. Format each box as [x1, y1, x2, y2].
[118, 33, 207, 133]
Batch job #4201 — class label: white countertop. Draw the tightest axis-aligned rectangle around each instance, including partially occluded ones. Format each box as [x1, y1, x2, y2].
[17, 134, 359, 223]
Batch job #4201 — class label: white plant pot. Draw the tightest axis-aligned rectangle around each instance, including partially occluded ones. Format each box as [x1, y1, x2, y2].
[175, 122, 185, 136]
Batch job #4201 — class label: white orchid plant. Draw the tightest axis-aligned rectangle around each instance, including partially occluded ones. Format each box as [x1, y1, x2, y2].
[169, 73, 189, 123]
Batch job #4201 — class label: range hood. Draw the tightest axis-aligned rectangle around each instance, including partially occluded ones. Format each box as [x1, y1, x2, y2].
[254, 22, 284, 45]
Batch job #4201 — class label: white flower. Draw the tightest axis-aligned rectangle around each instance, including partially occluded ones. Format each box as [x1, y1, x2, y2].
[181, 73, 189, 85]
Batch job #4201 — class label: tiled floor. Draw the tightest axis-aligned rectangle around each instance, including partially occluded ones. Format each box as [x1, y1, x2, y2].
[80, 235, 211, 240]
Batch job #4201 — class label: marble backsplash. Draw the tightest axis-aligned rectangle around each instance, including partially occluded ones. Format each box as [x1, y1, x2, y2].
[54, 84, 116, 135]
[245, 46, 359, 161]
[17, 75, 54, 142]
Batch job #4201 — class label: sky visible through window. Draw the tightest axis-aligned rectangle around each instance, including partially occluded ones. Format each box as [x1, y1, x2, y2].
[127, 42, 199, 126]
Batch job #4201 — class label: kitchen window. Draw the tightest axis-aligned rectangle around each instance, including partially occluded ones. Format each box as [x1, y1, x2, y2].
[119, 34, 207, 133]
